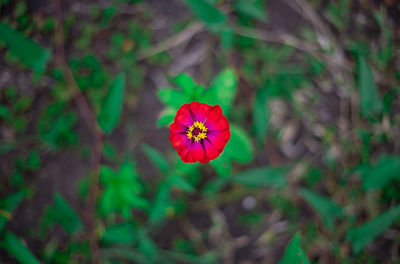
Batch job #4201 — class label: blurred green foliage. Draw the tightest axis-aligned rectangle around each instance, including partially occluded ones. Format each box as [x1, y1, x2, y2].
[0, 0, 400, 263]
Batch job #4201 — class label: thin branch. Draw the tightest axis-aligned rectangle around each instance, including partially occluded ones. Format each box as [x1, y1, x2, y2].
[137, 22, 204, 60]
[233, 25, 320, 57]
[55, 0, 102, 263]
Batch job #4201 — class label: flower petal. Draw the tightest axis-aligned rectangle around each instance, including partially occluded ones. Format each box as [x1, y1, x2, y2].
[190, 102, 211, 123]
[207, 130, 230, 151]
[205, 105, 229, 131]
[203, 140, 221, 161]
[186, 141, 205, 163]
[169, 122, 186, 134]
[170, 133, 189, 148]
[174, 103, 194, 127]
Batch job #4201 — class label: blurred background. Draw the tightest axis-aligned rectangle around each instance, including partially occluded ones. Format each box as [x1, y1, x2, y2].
[0, 0, 400, 263]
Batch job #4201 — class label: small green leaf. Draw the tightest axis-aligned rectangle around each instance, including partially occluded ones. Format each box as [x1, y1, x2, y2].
[1, 232, 40, 264]
[100, 162, 149, 218]
[227, 124, 254, 163]
[0, 22, 51, 73]
[102, 223, 137, 244]
[362, 155, 400, 191]
[358, 54, 382, 118]
[299, 188, 344, 229]
[210, 154, 232, 178]
[98, 72, 126, 134]
[210, 125, 254, 178]
[169, 173, 195, 193]
[231, 166, 289, 188]
[45, 192, 84, 235]
[173, 73, 196, 96]
[157, 88, 190, 109]
[0, 190, 26, 232]
[19, 150, 41, 171]
[253, 87, 269, 143]
[234, 0, 267, 21]
[183, 0, 229, 33]
[142, 144, 170, 173]
[157, 107, 176, 127]
[278, 233, 310, 264]
[149, 182, 171, 224]
[203, 68, 238, 115]
[346, 203, 400, 253]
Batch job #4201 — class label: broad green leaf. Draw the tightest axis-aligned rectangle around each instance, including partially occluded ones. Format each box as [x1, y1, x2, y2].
[0, 22, 51, 73]
[346, 203, 400, 253]
[102, 223, 137, 244]
[157, 88, 190, 109]
[98, 72, 126, 134]
[358, 54, 382, 118]
[227, 124, 254, 163]
[137, 229, 162, 262]
[202, 177, 229, 196]
[299, 188, 344, 229]
[0, 190, 25, 232]
[149, 181, 171, 224]
[173, 73, 196, 96]
[253, 87, 269, 143]
[234, 0, 267, 21]
[210, 125, 254, 177]
[45, 192, 84, 235]
[142, 144, 170, 173]
[183, 0, 229, 33]
[231, 166, 289, 188]
[278, 233, 310, 264]
[1, 232, 40, 264]
[157, 107, 176, 127]
[362, 155, 400, 191]
[169, 173, 195, 193]
[219, 28, 233, 51]
[210, 153, 232, 178]
[204, 68, 238, 115]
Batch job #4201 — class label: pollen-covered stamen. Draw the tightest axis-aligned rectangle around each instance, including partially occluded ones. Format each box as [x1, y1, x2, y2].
[187, 121, 207, 142]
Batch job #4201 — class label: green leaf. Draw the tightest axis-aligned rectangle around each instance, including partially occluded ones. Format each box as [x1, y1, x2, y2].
[253, 87, 269, 143]
[0, 190, 26, 233]
[157, 107, 176, 127]
[203, 68, 238, 115]
[163, 250, 218, 264]
[358, 54, 382, 118]
[183, 0, 229, 33]
[231, 166, 289, 188]
[149, 181, 171, 225]
[142, 144, 170, 173]
[157, 88, 190, 109]
[299, 188, 344, 229]
[210, 154, 232, 178]
[169, 173, 195, 193]
[210, 124, 254, 178]
[0, 22, 51, 73]
[278, 233, 310, 264]
[362, 155, 400, 191]
[100, 162, 149, 218]
[1, 232, 40, 264]
[45, 192, 84, 235]
[234, 0, 267, 21]
[226, 124, 254, 163]
[102, 223, 137, 244]
[346, 203, 400, 253]
[173, 73, 197, 96]
[98, 72, 126, 134]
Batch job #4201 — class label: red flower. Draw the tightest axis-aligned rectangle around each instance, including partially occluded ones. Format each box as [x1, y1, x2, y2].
[169, 102, 230, 163]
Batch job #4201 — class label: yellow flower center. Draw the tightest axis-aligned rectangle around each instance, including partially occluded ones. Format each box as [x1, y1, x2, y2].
[187, 121, 207, 142]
